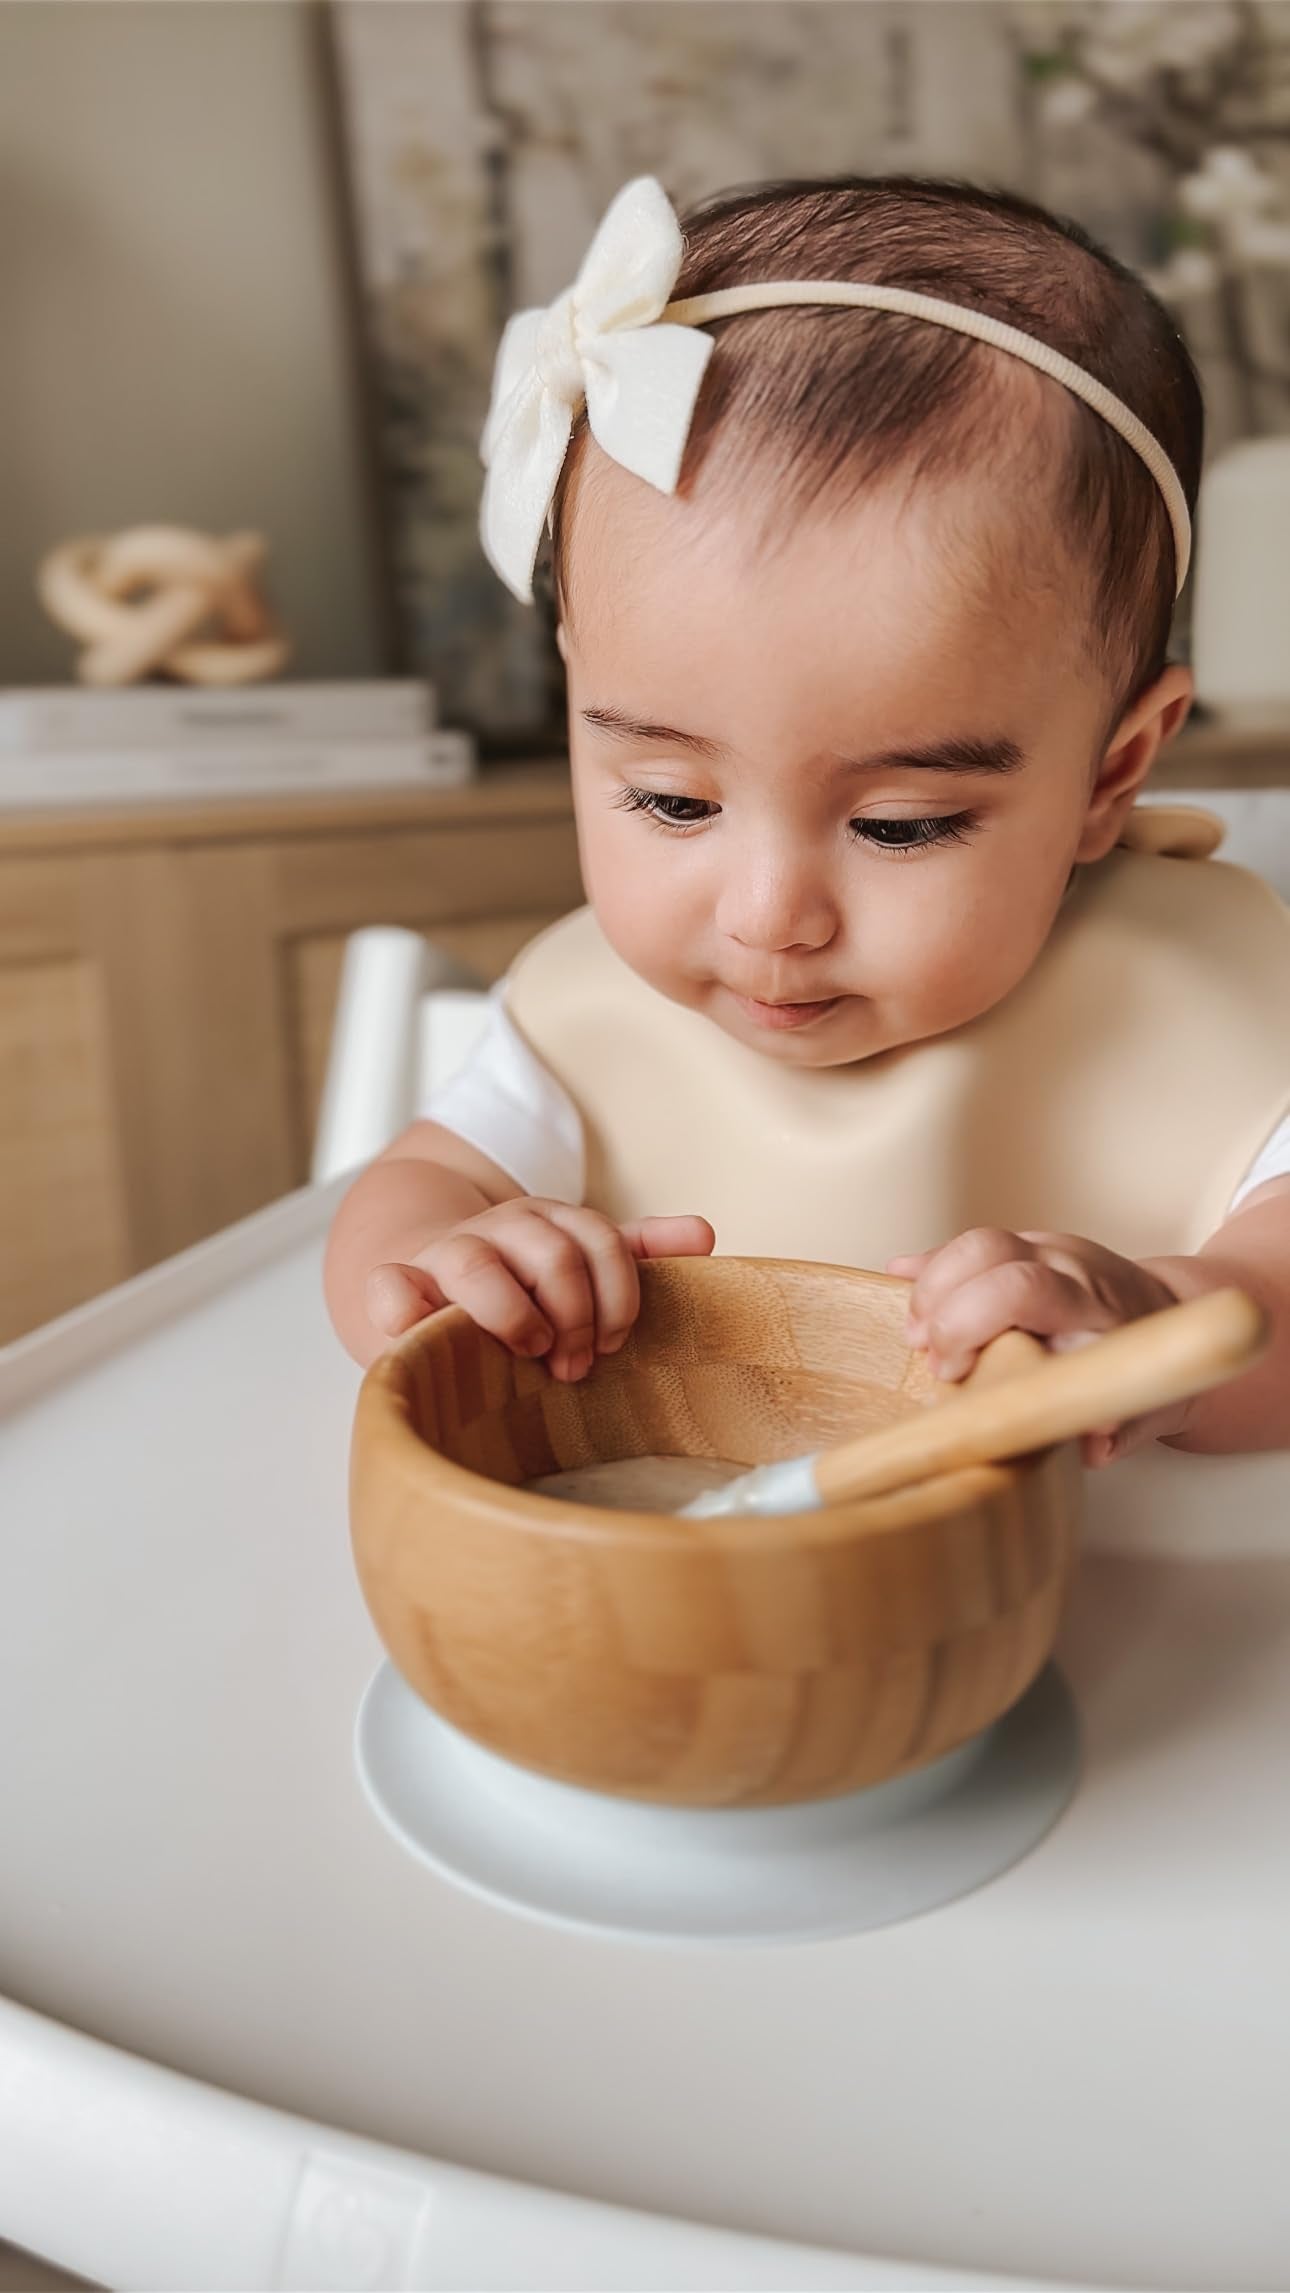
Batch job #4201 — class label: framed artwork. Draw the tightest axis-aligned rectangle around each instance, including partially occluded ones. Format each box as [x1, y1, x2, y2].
[327, 0, 1290, 753]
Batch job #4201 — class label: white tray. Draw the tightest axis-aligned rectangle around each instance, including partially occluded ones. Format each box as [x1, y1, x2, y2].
[3, 1182, 1290, 2290]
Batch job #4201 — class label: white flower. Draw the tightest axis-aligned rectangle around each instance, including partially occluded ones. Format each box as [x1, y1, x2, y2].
[1039, 77, 1097, 127]
[1180, 146, 1278, 224]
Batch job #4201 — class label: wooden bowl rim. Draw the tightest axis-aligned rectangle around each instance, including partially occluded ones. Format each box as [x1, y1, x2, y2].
[353, 1255, 1066, 1552]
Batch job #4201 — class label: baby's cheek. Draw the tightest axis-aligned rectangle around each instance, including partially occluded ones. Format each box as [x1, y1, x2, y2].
[580, 831, 651, 939]
[585, 856, 696, 997]
[605, 906, 671, 986]
[875, 874, 1041, 1035]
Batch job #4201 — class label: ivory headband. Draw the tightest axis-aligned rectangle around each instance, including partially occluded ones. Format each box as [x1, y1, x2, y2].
[479, 175, 1191, 605]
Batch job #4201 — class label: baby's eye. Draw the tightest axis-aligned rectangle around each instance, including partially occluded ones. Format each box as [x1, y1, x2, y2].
[849, 811, 977, 854]
[614, 786, 719, 831]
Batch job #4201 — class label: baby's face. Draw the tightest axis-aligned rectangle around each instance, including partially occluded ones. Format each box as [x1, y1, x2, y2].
[558, 441, 1190, 1069]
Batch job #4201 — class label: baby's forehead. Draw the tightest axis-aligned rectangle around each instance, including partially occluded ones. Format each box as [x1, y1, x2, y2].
[561, 433, 1084, 666]
[559, 449, 1102, 769]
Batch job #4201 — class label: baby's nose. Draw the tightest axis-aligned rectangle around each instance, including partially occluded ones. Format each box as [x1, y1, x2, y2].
[715, 862, 837, 954]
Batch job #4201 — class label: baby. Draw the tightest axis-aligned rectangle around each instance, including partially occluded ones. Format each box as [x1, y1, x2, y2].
[326, 173, 1290, 1465]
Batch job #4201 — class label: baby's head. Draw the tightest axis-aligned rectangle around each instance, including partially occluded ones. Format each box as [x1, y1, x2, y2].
[535, 176, 1203, 1068]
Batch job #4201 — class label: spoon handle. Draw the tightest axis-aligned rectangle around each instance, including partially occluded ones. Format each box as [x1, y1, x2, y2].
[813, 1285, 1267, 1506]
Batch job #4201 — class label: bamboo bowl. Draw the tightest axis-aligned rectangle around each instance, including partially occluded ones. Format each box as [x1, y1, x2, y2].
[349, 1256, 1082, 1809]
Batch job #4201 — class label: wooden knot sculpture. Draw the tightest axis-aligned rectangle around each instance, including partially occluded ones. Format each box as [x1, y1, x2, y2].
[36, 525, 292, 686]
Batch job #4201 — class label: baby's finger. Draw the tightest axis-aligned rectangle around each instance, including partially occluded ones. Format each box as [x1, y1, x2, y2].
[497, 1210, 599, 1381]
[420, 1230, 555, 1359]
[1082, 1397, 1190, 1466]
[622, 1214, 717, 1259]
[922, 1258, 1117, 1382]
[904, 1228, 1038, 1338]
[540, 1204, 641, 1356]
[365, 1260, 446, 1339]
[1081, 1427, 1118, 1469]
[885, 1250, 933, 1277]
[1082, 1418, 1148, 1468]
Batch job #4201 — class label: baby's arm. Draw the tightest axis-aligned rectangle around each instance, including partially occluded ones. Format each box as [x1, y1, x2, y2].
[1138, 1177, 1290, 1453]
[324, 1118, 507, 1365]
[888, 1177, 1290, 1462]
[323, 1117, 713, 1372]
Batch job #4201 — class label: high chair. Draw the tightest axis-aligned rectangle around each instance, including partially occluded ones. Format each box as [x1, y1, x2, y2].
[4, 785, 1290, 2289]
[310, 929, 492, 1183]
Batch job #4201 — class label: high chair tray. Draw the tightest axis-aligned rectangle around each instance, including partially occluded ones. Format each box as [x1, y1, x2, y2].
[3, 1181, 1290, 2290]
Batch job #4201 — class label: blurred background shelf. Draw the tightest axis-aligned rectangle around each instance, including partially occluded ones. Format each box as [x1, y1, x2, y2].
[1151, 719, 1290, 787]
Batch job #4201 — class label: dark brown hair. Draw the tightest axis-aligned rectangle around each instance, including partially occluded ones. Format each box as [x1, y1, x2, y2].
[547, 175, 1204, 752]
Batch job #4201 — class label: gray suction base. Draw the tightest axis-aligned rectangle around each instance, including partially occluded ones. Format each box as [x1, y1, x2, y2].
[355, 1662, 1080, 1947]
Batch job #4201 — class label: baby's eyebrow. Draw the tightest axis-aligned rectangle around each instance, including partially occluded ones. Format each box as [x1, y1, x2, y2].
[581, 708, 1026, 776]
[580, 706, 724, 758]
[836, 734, 1027, 776]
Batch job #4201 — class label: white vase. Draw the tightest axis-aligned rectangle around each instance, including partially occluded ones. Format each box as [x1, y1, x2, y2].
[1191, 437, 1290, 726]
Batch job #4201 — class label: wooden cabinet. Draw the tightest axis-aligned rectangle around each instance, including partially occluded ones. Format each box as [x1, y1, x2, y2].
[0, 764, 581, 1342]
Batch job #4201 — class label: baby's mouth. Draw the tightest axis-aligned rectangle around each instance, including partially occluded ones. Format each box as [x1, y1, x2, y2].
[728, 990, 844, 1032]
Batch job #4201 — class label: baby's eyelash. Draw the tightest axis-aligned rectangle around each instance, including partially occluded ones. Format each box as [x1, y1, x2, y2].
[613, 786, 717, 832]
[613, 787, 980, 855]
[848, 811, 979, 855]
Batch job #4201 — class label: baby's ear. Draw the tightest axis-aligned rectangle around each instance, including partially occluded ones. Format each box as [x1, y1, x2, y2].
[1075, 664, 1193, 862]
[555, 622, 569, 663]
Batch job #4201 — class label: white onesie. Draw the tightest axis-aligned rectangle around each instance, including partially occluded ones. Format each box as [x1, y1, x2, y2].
[423, 978, 1290, 1223]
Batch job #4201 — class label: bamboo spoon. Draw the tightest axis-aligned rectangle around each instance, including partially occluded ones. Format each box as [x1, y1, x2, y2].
[681, 1286, 1267, 1518]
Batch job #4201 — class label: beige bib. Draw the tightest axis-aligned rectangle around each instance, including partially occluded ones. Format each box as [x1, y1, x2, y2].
[506, 812, 1290, 1267]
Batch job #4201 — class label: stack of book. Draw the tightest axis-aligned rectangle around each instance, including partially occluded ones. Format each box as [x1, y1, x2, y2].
[0, 680, 476, 809]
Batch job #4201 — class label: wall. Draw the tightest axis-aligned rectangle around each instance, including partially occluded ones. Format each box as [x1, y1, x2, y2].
[0, 0, 385, 686]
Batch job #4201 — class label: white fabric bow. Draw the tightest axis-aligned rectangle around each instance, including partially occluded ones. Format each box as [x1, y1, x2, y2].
[479, 177, 714, 602]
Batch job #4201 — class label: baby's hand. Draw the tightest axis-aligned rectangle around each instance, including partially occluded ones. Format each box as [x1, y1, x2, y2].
[365, 1202, 715, 1381]
[886, 1228, 1184, 1465]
